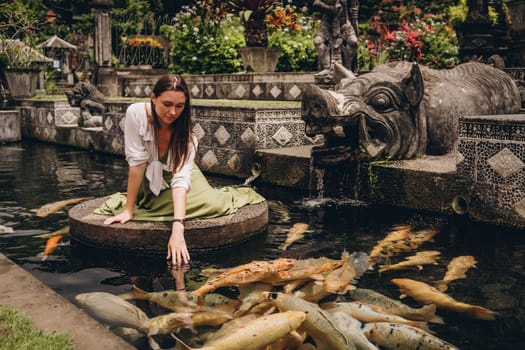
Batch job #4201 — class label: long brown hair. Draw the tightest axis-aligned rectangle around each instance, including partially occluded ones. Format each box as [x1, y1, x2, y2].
[149, 74, 195, 172]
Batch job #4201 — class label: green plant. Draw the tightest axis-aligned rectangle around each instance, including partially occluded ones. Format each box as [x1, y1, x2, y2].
[161, 9, 244, 74]
[225, 0, 280, 46]
[0, 39, 42, 69]
[268, 7, 318, 72]
[0, 305, 74, 350]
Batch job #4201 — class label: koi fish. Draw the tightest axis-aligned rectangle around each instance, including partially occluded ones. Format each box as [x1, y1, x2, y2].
[323, 309, 379, 350]
[391, 278, 497, 320]
[322, 301, 429, 330]
[0, 224, 15, 234]
[34, 226, 70, 239]
[149, 310, 232, 334]
[381, 229, 439, 259]
[174, 311, 307, 350]
[235, 282, 273, 316]
[369, 224, 413, 265]
[378, 250, 441, 273]
[35, 197, 92, 217]
[192, 258, 297, 297]
[75, 292, 157, 335]
[293, 280, 330, 302]
[268, 200, 291, 223]
[264, 291, 356, 350]
[435, 255, 477, 292]
[275, 256, 342, 282]
[323, 251, 356, 294]
[347, 288, 444, 324]
[281, 222, 309, 250]
[362, 322, 459, 350]
[41, 235, 63, 261]
[124, 285, 202, 313]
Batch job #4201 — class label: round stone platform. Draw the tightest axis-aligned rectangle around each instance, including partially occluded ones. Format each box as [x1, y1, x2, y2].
[69, 197, 269, 252]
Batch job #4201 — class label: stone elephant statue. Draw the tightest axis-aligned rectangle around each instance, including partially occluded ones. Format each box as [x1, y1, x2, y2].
[301, 61, 521, 165]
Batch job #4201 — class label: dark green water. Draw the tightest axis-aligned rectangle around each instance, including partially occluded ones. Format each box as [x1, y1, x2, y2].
[1, 140, 524, 349]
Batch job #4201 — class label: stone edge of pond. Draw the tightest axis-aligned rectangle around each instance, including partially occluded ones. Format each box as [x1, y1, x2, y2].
[0, 253, 135, 350]
[69, 197, 269, 252]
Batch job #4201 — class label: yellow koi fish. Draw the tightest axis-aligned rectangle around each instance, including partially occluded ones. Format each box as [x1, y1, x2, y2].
[323, 251, 356, 294]
[378, 250, 441, 273]
[149, 310, 232, 334]
[174, 311, 307, 350]
[35, 197, 91, 217]
[124, 285, 202, 313]
[264, 291, 356, 350]
[362, 322, 459, 350]
[435, 255, 477, 292]
[34, 226, 70, 239]
[281, 222, 309, 250]
[347, 288, 444, 324]
[391, 278, 497, 320]
[369, 225, 413, 265]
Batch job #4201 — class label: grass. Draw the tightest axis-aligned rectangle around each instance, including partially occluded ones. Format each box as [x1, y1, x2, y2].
[0, 305, 74, 350]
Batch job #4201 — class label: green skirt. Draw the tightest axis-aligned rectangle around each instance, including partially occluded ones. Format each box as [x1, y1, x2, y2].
[94, 165, 265, 222]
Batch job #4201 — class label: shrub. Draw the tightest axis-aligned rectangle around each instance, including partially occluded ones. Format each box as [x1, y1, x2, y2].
[161, 9, 244, 74]
[268, 6, 318, 72]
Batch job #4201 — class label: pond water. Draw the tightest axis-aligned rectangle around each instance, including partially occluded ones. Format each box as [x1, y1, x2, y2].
[1, 140, 525, 350]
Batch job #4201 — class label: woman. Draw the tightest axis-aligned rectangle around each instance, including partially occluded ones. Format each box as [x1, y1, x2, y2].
[98, 74, 264, 266]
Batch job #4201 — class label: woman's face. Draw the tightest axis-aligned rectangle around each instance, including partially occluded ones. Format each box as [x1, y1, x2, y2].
[152, 90, 187, 127]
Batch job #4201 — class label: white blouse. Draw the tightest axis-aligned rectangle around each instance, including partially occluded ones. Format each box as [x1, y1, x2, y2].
[124, 102, 197, 196]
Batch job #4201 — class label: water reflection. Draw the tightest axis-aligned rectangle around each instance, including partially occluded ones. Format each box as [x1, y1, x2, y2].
[1, 140, 525, 349]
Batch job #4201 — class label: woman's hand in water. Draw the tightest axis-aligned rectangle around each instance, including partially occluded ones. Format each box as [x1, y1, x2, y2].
[167, 221, 190, 266]
[103, 209, 133, 225]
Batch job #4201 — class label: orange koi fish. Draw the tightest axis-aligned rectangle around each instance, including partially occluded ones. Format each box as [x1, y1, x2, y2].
[391, 278, 497, 321]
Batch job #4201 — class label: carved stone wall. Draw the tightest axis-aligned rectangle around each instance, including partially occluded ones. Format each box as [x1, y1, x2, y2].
[457, 114, 525, 229]
[17, 99, 311, 178]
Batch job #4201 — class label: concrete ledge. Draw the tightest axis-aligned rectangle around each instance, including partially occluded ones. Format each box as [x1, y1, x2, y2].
[0, 254, 134, 350]
[256, 145, 314, 189]
[69, 197, 269, 252]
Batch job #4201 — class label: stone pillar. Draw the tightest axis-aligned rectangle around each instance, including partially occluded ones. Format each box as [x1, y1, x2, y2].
[92, 0, 113, 67]
[508, 0, 525, 66]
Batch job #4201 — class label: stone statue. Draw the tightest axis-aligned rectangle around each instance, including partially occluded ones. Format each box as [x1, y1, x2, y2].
[301, 61, 521, 165]
[313, 0, 359, 83]
[65, 82, 106, 127]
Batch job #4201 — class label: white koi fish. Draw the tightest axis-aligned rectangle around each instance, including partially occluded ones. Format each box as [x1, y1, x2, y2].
[75, 292, 157, 335]
[322, 301, 430, 330]
[323, 309, 379, 350]
[362, 322, 459, 350]
[264, 291, 356, 350]
[347, 288, 444, 324]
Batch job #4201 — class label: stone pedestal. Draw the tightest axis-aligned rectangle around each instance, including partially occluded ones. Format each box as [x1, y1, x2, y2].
[69, 197, 269, 252]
